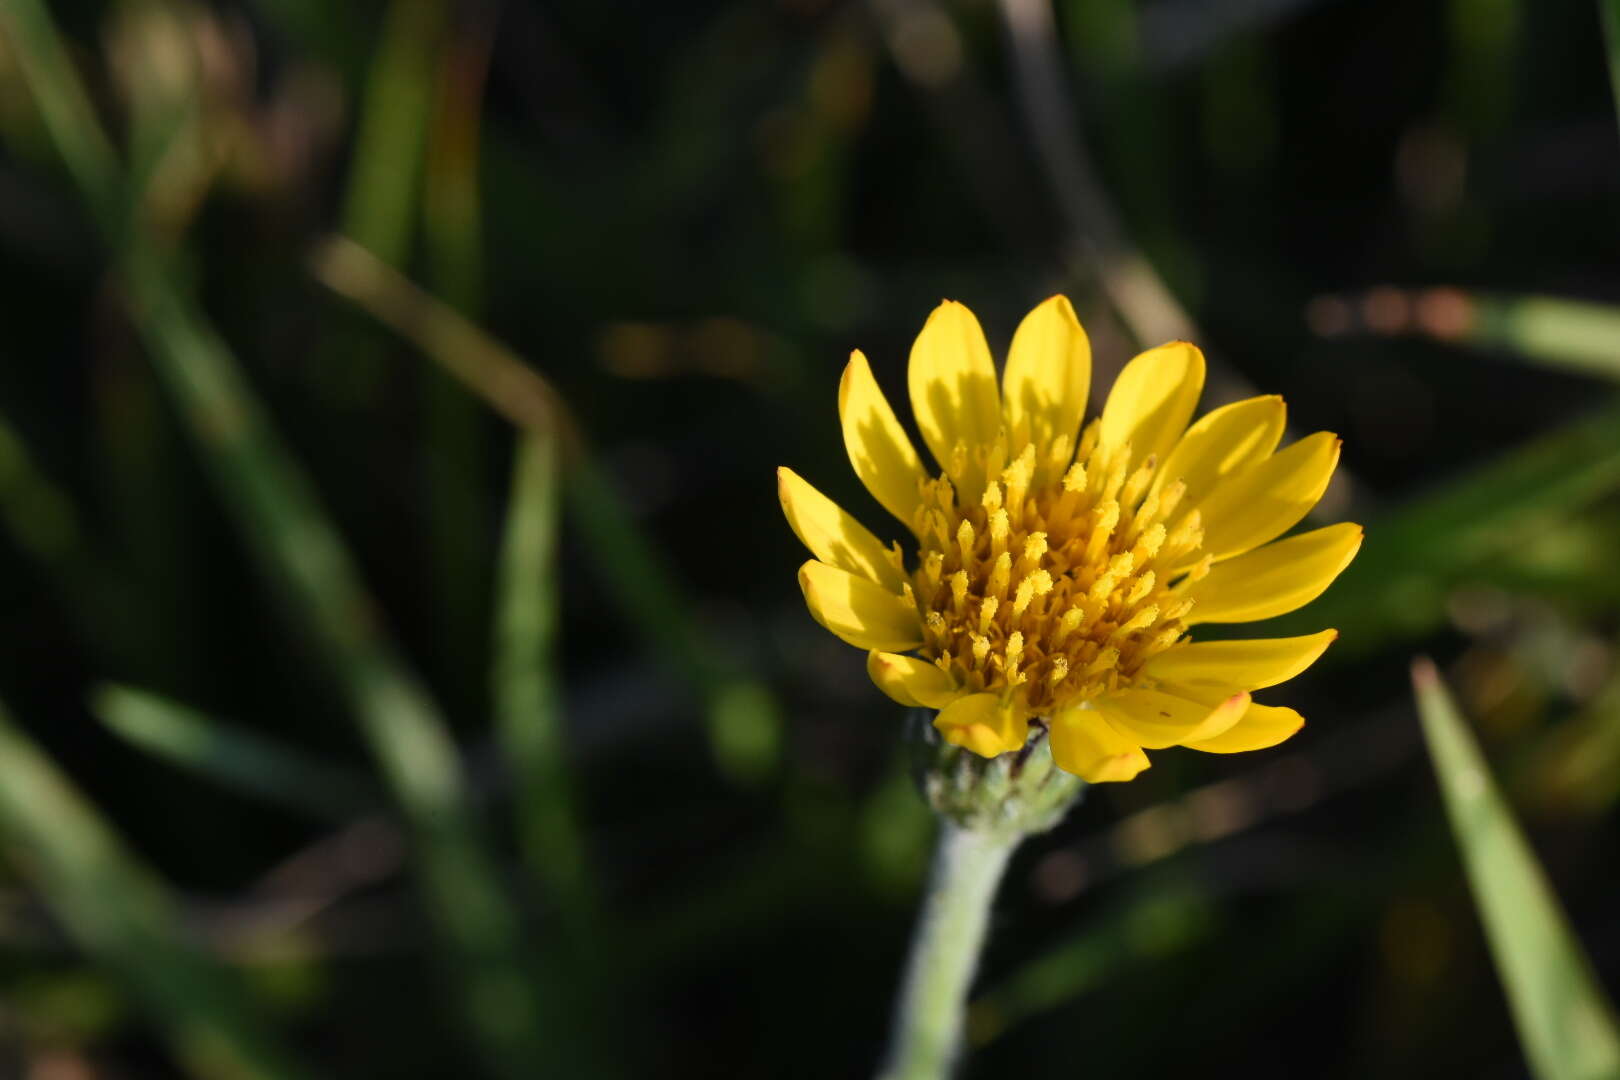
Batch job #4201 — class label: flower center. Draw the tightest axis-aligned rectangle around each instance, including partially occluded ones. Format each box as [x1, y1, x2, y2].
[909, 420, 1210, 718]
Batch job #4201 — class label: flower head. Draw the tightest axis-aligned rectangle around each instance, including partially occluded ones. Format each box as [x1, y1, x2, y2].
[780, 297, 1362, 783]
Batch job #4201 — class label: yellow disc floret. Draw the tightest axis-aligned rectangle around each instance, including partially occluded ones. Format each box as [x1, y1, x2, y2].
[912, 419, 1207, 721]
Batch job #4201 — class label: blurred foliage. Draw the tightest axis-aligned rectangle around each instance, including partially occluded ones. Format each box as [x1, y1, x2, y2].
[0, 0, 1616, 1077]
[1413, 659, 1620, 1080]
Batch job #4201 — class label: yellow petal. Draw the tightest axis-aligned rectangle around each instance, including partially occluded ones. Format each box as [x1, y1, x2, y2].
[908, 301, 1001, 497]
[867, 650, 960, 709]
[1190, 432, 1341, 561]
[1183, 522, 1363, 625]
[933, 693, 1028, 757]
[777, 467, 906, 592]
[840, 350, 928, 531]
[1098, 341, 1205, 472]
[798, 559, 922, 652]
[1095, 688, 1249, 748]
[1001, 295, 1090, 467]
[1142, 630, 1338, 692]
[1185, 701, 1304, 753]
[1048, 707, 1151, 782]
[1153, 395, 1285, 504]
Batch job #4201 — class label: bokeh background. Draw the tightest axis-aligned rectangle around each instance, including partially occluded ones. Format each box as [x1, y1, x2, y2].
[1, 0, 1619, 1077]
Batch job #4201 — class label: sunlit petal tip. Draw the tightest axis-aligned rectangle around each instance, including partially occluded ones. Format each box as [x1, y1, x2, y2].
[1189, 690, 1251, 743]
[1050, 708, 1151, 782]
[1002, 295, 1091, 466]
[939, 722, 1006, 758]
[867, 650, 960, 709]
[1142, 628, 1340, 692]
[933, 693, 1024, 758]
[838, 350, 928, 530]
[798, 559, 923, 652]
[909, 300, 1000, 494]
[1184, 522, 1363, 624]
[777, 466, 907, 591]
[1191, 430, 1344, 561]
[1099, 340, 1206, 470]
[1155, 394, 1288, 504]
[1185, 701, 1305, 754]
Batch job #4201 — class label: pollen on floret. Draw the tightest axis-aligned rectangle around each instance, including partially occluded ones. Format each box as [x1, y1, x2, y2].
[910, 418, 1204, 723]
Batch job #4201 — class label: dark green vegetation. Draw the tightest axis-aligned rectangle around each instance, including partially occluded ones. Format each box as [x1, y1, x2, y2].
[0, 0, 1618, 1076]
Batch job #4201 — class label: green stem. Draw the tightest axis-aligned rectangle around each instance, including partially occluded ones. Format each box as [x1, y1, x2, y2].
[880, 822, 1020, 1080]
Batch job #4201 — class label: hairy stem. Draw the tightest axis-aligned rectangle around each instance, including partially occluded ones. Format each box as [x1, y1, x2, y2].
[880, 822, 1020, 1080]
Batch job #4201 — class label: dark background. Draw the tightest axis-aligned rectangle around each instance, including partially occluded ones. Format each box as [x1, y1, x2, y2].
[1, 0, 1619, 1076]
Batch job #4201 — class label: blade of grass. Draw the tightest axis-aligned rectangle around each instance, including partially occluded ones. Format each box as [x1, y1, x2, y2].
[0, 403, 201, 680]
[1411, 658, 1620, 1080]
[493, 431, 596, 926]
[1364, 288, 1620, 380]
[0, 5, 561, 1072]
[0, 0, 121, 228]
[123, 240, 555, 1080]
[420, 11, 498, 715]
[969, 877, 1216, 1046]
[1464, 293, 1620, 380]
[1602, 0, 1620, 126]
[312, 236, 785, 784]
[0, 409, 89, 585]
[92, 686, 379, 822]
[341, 0, 446, 265]
[491, 429, 625, 1069]
[1273, 397, 1620, 653]
[0, 698, 314, 1080]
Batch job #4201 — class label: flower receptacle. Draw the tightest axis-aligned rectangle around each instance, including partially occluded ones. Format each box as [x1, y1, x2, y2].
[907, 709, 1085, 837]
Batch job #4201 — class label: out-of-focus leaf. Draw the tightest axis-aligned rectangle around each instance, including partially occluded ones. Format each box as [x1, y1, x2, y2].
[313, 237, 786, 784]
[93, 686, 378, 822]
[1415, 290, 1620, 380]
[969, 876, 1217, 1046]
[493, 431, 594, 919]
[0, 2, 563, 1070]
[1517, 660, 1620, 818]
[1412, 658, 1620, 1080]
[1469, 295, 1620, 380]
[0, 698, 314, 1080]
[1601, 0, 1620, 135]
[1274, 398, 1620, 653]
[341, 0, 445, 266]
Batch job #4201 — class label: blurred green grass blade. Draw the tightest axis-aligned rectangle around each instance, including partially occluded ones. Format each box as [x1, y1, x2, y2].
[1602, 0, 1620, 129]
[1472, 295, 1620, 379]
[969, 878, 1216, 1046]
[0, 0, 121, 227]
[342, 0, 446, 264]
[0, 699, 315, 1080]
[1277, 398, 1620, 652]
[493, 431, 596, 923]
[123, 245, 555, 1080]
[420, 15, 497, 714]
[313, 237, 785, 784]
[1411, 658, 1620, 1080]
[423, 19, 491, 312]
[0, 4, 559, 1066]
[493, 431, 626, 1071]
[1520, 662, 1620, 817]
[1362, 398, 1620, 566]
[1421, 291, 1620, 380]
[93, 686, 379, 822]
[0, 409, 89, 580]
[564, 458, 784, 784]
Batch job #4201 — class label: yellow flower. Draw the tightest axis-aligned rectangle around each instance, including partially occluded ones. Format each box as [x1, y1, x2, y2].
[779, 297, 1363, 783]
